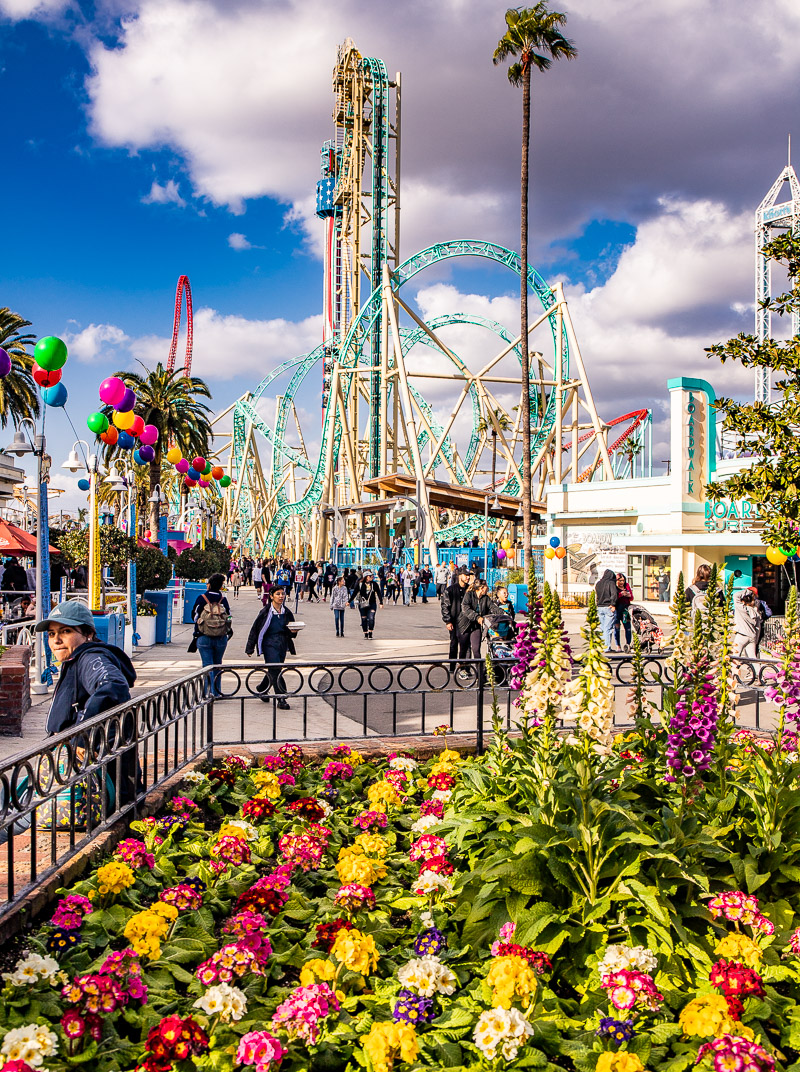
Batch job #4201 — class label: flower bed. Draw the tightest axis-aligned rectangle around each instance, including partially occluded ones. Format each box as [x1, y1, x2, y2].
[5, 573, 800, 1072]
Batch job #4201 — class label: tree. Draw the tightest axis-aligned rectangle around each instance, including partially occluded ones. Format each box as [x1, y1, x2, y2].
[707, 230, 800, 550]
[98, 362, 213, 537]
[0, 309, 41, 428]
[112, 544, 171, 593]
[494, 6, 577, 565]
[478, 408, 514, 492]
[55, 527, 137, 571]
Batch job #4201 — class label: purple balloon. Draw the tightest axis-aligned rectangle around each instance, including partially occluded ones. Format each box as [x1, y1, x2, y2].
[0, 349, 11, 378]
[175, 458, 189, 474]
[117, 387, 136, 412]
[138, 444, 155, 463]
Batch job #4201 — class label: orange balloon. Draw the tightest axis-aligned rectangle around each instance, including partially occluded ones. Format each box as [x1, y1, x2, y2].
[211, 465, 224, 480]
[555, 547, 566, 559]
[100, 426, 119, 445]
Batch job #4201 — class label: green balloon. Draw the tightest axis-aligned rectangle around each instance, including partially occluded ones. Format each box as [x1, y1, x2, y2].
[203, 461, 213, 475]
[34, 336, 68, 371]
[87, 411, 109, 435]
[219, 475, 231, 488]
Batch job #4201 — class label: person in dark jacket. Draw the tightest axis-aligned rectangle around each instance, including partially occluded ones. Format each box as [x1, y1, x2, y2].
[191, 573, 232, 698]
[245, 586, 297, 709]
[419, 566, 433, 604]
[440, 569, 470, 667]
[3, 558, 28, 593]
[36, 600, 137, 802]
[457, 579, 492, 659]
[355, 571, 382, 638]
[595, 569, 618, 651]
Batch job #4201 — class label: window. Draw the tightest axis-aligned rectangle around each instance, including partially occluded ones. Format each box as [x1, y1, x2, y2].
[627, 555, 643, 600]
[644, 554, 670, 603]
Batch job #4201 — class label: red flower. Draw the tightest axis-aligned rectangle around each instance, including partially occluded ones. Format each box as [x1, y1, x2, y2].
[419, 854, 454, 876]
[288, 798, 326, 822]
[313, 918, 354, 951]
[243, 798, 276, 822]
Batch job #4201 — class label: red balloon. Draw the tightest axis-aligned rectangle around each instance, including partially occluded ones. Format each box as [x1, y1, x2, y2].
[191, 457, 205, 471]
[100, 426, 119, 445]
[184, 477, 197, 488]
[144, 530, 151, 538]
[129, 415, 145, 437]
[32, 363, 62, 388]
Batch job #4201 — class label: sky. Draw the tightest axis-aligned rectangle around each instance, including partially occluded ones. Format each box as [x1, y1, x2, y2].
[2, 0, 800, 511]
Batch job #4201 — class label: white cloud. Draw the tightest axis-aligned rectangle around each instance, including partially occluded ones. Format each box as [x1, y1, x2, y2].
[62, 322, 129, 364]
[228, 232, 254, 251]
[141, 179, 187, 207]
[0, 0, 68, 17]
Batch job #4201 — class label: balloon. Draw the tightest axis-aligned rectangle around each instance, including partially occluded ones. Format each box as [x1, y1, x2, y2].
[184, 477, 197, 488]
[32, 363, 62, 388]
[166, 446, 181, 464]
[201, 461, 212, 475]
[34, 336, 68, 371]
[766, 547, 788, 566]
[0, 348, 11, 378]
[497, 549, 506, 560]
[176, 459, 190, 474]
[117, 387, 136, 413]
[544, 547, 555, 559]
[211, 465, 224, 480]
[199, 478, 210, 488]
[100, 426, 119, 446]
[98, 376, 126, 406]
[781, 545, 797, 558]
[549, 536, 560, 549]
[192, 457, 205, 471]
[187, 467, 200, 481]
[144, 530, 151, 539]
[117, 431, 135, 450]
[219, 475, 232, 488]
[113, 409, 135, 430]
[77, 478, 90, 492]
[129, 414, 145, 437]
[140, 424, 159, 446]
[41, 382, 67, 407]
[138, 444, 155, 463]
[555, 547, 566, 559]
[87, 411, 109, 434]
[501, 538, 511, 550]
[133, 449, 144, 465]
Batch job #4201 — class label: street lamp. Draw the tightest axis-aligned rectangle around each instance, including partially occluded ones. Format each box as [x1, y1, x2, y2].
[149, 484, 167, 553]
[109, 464, 139, 647]
[5, 417, 49, 694]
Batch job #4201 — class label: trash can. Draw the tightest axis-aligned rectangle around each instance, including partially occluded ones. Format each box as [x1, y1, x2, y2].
[144, 589, 173, 644]
[507, 584, 529, 614]
[92, 611, 125, 649]
[182, 582, 206, 624]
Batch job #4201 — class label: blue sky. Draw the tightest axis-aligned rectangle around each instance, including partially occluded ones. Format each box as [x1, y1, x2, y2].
[2, 0, 799, 506]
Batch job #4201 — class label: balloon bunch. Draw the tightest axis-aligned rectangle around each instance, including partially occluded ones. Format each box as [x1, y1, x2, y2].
[86, 377, 159, 464]
[496, 537, 514, 562]
[766, 545, 797, 566]
[32, 337, 70, 407]
[164, 446, 233, 492]
[544, 535, 566, 560]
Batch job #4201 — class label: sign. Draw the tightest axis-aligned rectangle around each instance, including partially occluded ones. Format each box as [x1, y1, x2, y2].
[684, 391, 707, 501]
[565, 527, 628, 585]
[704, 499, 763, 533]
[762, 201, 795, 224]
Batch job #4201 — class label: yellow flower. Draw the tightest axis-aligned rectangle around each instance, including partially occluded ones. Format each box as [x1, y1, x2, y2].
[336, 852, 386, 886]
[348, 750, 364, 766]
[715, 932, 763, 968]
[597, 1054, 645, 1072]
[353, 832, 390, 858]
[123, 905, 174, 960]
[362, 1020, 419, 1072]
[299, 958, 337, 986]
[252, 771, 281, 799]
[486, 955, 538, 1010]
[218, 823, 249, 842]
[153, 901, 179, 922]
[366, 780, 401, 811]
[96, 861, 135, 897]
[679, 994, 739, 1038]
[332, 927, 379, 975]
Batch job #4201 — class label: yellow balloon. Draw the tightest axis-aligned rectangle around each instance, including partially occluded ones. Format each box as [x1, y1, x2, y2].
[544, 547, 556, 559]
[766, 546, 788, 565]
[501, 539, 511, 550]
[166, 446, 182, 464]
[113, 409, 135, 430]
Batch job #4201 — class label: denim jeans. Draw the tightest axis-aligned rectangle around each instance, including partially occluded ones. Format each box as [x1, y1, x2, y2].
[403, 586, 411, 605]
[360, 607, 376, 634]
[334, 608, 345, 635]
[197, 635, 228, 697]
[613, 608, 632, 647]
[597, 606, 615, 650]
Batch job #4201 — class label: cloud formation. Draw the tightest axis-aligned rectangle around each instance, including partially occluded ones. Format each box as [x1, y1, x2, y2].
[63, 322, 130, 363]
[0, 0, 69, 17]
[141, 179, 187, 207]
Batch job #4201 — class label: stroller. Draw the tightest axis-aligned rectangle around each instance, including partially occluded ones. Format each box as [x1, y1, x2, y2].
[630, 604, 664, 653]
[485, 611, 517, 685]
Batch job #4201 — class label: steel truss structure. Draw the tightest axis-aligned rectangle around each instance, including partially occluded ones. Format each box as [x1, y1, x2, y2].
[216, 42, 651, 559]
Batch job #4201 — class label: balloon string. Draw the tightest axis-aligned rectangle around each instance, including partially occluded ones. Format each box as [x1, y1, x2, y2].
[63, 408, 90, 469]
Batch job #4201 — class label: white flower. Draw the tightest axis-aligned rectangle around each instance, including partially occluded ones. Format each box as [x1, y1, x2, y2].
[414, 871, 454, 897]
[419, 910, 434, 928]
[2, 953, 62, 987]
[1, 1023, 58, 1067]
[317, 798, 333, 817]
[397, 955, 457, 996]
[411, 813, 440, 835]
[432, 789, 452, 803]
[598, 944, 657, 977]
[389, 756, 418, 771]
[184, 771, 206, 784]
[222, 818, 258, 842]
[473, 1007, 532, 1061]
[193, 982, 247, 1023]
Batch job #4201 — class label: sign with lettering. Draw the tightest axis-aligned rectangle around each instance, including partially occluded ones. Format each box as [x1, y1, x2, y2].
[683, 391, 708, 502]
[704, 500, 763, 533]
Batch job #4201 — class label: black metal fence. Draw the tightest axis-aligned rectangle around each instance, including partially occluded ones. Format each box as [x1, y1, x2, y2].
[0, 653, 778, 926]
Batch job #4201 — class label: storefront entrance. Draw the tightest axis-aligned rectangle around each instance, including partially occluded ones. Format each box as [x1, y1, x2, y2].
[751, 555, 796, 614]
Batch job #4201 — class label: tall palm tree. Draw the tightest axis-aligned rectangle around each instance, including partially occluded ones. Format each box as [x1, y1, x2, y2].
[0, 309, 41, 428]
[477, 408, 514, 492]
[99, 362, 213, 535]
[493, 6, 576, 565]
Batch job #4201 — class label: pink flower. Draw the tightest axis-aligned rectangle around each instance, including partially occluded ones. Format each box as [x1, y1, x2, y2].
[499, 922, 516, 941]
[236, 1030, 286, 1070]
[272, 983, 340, 1045]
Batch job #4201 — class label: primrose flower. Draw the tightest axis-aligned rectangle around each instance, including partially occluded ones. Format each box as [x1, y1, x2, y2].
[696, 1034, 775, 1072]
[473, 1007, 533, 1063]
[331, 928, 379, 976]
[680, 993, 740, 1038]
[596, 1055, 645, 1072]
[2, 953, 63, 987]
[361, 1021, 419, 1072]
[96, 861, 136, 898]
[193, 982, 247, 1023]
[598, 944, 658, 977]
[0, 1024, 58, 1069]
[393, 989, 435, 1025]
[272, 983, 340, 1045]
[398, 955, 457, 997]
[334, 884, 375, 912]
[236, 1029, 286, 1071]
[596, 1018, 636, 1045]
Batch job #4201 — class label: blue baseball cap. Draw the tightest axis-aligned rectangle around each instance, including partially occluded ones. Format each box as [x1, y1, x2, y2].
[35, 600, 96, 633]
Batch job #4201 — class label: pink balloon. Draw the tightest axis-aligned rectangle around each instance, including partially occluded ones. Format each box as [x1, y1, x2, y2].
[198, 478, 210, 488]
[192, 456, 205, 471]
[175, 458, 189, 474]
[497, 549, 506, 560]
[139, 424, 159, 446]
[99, 376, 126, 407]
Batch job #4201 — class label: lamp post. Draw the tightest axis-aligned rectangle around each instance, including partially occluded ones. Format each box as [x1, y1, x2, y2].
[5, 419, 50, 694]
[149, 485, 167, 554]
[62, 441, 104, 611]
[109, 465, 138, 647]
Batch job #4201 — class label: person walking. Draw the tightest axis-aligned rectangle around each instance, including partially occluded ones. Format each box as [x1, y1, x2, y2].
[401, 565, 414, 606]
[457, 578, 490, 660]
[385, 568, 399, 604]
[356, 570, 382, 638]
[330, 575, 349, 637]
[419, 564, 432, 604]
[733, 589, 762, 659]
[307, 563, 321, 603]
[411, 566, 421, 604]
[230, 567, 243, 598]
[245, 586, 297, 709]
[686, 564, 712, 608]
[323, 562, 337, 598]
[595, 569, 617, 652]
[613, 572, 634, 653]
[294, 564, 306, 601]
[441, 568, 470, 667]
[252, 561, 263, 598]
[191, 573, 232, 698]
[434, 561, 450, 598]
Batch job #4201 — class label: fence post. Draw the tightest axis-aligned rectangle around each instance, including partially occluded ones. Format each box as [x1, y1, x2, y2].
[206, 679, 215, 762]
[476, 667, 485, 755]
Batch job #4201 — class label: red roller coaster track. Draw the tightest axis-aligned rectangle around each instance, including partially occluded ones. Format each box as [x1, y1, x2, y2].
[166, 275, 194, 376]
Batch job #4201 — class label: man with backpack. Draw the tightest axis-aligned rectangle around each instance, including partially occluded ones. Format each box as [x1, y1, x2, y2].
[191, 573, 232, 698]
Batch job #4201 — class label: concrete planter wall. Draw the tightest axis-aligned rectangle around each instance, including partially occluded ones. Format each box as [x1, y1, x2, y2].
[0, 646, 31, 736]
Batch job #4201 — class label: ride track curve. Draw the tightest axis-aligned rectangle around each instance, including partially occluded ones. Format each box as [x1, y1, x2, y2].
[166, 275, 194, 376]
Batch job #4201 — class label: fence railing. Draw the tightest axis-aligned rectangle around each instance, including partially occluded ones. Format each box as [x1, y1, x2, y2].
[0, 653, 779, 927]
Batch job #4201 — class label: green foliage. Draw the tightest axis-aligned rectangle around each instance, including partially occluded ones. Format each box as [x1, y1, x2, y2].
[493, 4, 578, 84]
[111, 544, 172, 594]
[54, 526, 136, 570]
[707, 230, 800, 548]
[173, 546, 216, 581]
[202, 537, 231, 577]
[0, 308, 41, 428]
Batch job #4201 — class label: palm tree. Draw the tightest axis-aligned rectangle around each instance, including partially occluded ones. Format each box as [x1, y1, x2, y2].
[99, 362, 213, 535]
[493, 6, 576, 565]
[0, 309, 41, 428]
[477, 408, 514, 492]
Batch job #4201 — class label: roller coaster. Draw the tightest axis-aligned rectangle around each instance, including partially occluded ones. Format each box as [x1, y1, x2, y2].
[216, 39, 652, 560]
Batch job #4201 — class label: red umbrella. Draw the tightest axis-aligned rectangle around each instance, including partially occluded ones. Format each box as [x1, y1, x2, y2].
[0, 520, 58, 556]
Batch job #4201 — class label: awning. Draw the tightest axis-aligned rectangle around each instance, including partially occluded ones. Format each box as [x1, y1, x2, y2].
[0, 520, 58, 556]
